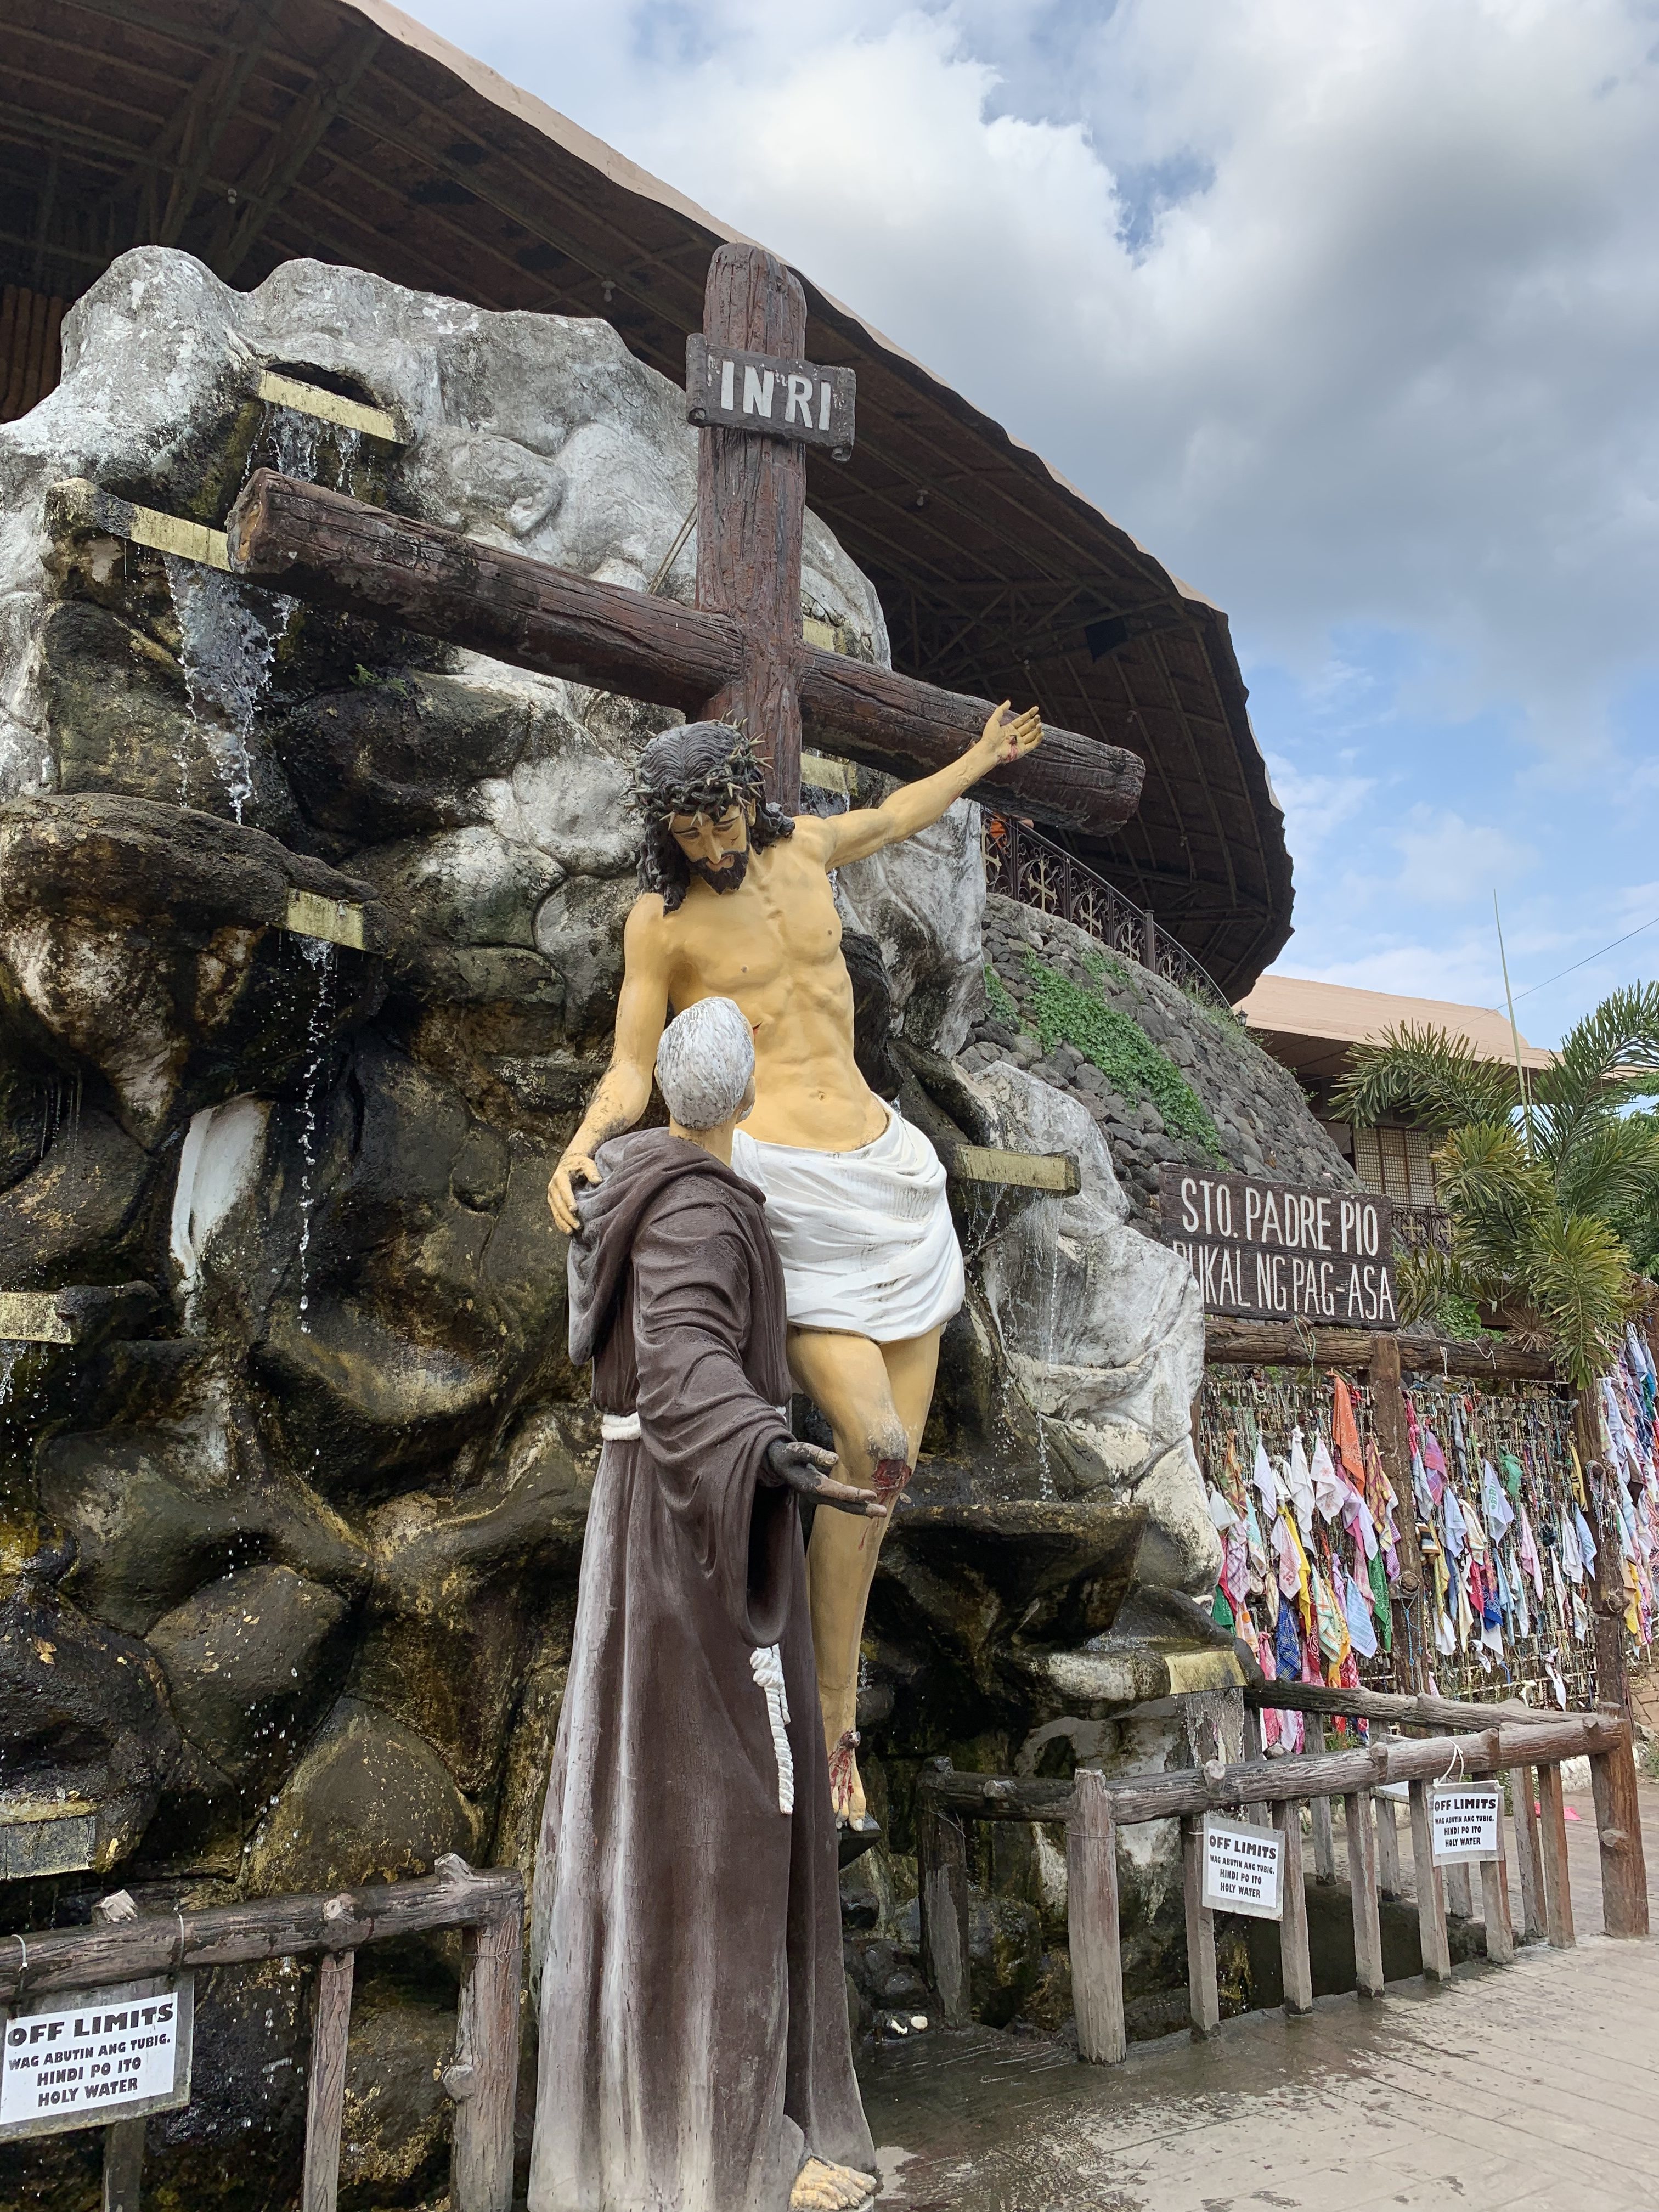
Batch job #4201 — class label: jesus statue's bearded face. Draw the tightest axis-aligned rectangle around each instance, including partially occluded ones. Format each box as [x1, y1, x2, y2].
[669, 800, 753, 894]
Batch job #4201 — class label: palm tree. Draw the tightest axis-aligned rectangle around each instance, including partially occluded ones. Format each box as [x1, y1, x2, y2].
[1331, 984, 1659, 1387]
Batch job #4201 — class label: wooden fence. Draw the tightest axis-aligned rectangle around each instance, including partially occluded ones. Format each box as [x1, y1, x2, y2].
[0, 1852, 521, 2212]
[916, 1685, 1648, 2063]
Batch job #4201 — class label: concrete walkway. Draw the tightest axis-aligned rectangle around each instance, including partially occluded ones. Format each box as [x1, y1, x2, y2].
[861, 1786, 1659, 2212]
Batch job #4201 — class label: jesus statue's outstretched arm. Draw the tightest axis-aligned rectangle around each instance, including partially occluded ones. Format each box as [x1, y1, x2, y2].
[805, 699, 1042, 869]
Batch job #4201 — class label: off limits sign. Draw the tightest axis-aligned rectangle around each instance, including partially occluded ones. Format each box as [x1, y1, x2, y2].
[0, 1979, 193, 2141]
[1164, 1172, 1397, 1329]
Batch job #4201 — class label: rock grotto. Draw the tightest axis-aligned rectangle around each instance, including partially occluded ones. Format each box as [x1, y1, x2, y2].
[0, 246, 1355, 2207]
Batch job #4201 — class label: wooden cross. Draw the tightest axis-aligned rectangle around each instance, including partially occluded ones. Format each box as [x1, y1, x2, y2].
[222, 243, 1145, 838]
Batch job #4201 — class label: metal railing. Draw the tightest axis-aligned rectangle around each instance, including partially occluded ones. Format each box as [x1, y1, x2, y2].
[916, 1684, 1646, 2061]
[980, 814, 1234, 1015]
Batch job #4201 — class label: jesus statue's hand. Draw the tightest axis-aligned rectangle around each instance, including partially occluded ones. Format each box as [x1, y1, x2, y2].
[765, 1437, 889, 1520]
[548, 1150, 601, 1234]
[977, 698, 1042, 767]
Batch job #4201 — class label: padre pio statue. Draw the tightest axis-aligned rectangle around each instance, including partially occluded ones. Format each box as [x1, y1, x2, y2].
[548, 703, 1042, 1825]
[531, 995, 884, 2212]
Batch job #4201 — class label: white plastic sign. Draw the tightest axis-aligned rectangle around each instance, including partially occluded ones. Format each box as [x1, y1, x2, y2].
[0, 1977, 193, 2141]
[1199, 1815, 1284, 1920]
[1431, 1784, 1502, 1865]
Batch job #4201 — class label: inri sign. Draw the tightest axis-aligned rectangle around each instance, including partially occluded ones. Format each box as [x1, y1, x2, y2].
[686, 337, 857, 460]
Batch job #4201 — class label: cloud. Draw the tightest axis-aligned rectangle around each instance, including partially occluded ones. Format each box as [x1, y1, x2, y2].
[1262, 751, 1375, 855]
[404, 0, 1659, 746]
[394, 0, 1659, 1032]
[1392, 808, 1537, 910]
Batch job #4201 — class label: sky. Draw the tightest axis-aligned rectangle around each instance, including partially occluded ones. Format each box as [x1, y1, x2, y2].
[399, 0, 1659, 1044]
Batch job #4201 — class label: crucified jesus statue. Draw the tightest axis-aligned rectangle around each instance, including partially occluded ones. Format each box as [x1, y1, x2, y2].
[549, 699, 1042, 1826]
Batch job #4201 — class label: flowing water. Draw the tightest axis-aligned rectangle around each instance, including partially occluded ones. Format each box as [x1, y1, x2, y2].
[163, 556, 295, 822]
[293, 938, 336, 1332]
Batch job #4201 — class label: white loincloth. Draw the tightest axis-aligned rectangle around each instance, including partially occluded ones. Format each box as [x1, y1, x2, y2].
[731, 1108, 964, 1343]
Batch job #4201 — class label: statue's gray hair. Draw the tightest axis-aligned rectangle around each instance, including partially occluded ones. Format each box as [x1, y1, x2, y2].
[656, 997, 754, 1132]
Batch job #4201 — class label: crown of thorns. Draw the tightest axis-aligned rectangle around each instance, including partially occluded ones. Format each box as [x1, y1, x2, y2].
[634, 721, 767, 823]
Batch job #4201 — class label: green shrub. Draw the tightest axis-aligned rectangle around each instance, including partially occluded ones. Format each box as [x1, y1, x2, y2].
[983, 963, 1020, 1025]
[1017, 952, 1224, 1159]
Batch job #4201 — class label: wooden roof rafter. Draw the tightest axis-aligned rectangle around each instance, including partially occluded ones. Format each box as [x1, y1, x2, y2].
[0, 0, 1295, 995]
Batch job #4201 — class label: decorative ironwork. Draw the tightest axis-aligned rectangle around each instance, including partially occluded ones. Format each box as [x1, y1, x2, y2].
[1391, 1204, 1454, 1258]
[981, 814, 1233, 1014]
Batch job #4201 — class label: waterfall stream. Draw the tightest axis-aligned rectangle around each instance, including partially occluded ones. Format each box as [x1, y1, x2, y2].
[294, 938, 336, 1333]
[163, 556, 295, 822]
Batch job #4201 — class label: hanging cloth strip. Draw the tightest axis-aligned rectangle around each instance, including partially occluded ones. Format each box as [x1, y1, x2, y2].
[749, 1644, 795, 1815]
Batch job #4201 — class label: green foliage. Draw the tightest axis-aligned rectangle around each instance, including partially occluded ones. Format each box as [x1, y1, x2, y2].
[1331, 1022, 1517, 1131]
[1334, 985, 1659, 1385]
[1018, 952, 1224, 1158]
[983, 963, 1019, 1026]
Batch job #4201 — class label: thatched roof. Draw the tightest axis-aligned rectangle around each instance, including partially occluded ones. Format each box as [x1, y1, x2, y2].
[0, 0, 1295, 993]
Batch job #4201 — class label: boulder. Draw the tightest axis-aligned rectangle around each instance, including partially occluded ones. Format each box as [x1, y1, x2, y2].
[242, 1696, 480, 1894]
[146, 1561, 351, 1787]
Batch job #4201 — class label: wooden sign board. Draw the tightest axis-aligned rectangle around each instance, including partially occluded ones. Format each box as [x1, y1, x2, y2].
[1199, 1815, 1284, 1920]
[949, 1145, 1080, 1194]
[686, 336, 856, 458]
[1431, 1784, 1502, 1865]
[285, 888, 365, 951]
[1163, 1171, 1397, 1329]
[0, 1978, 193, 2141]
[0, 1293, 74, 1345]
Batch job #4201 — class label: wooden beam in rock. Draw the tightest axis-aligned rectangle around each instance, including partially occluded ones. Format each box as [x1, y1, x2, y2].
[220, 471, 1145, 836]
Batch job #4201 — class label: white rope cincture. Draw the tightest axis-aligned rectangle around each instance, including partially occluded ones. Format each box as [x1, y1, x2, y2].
[751, 1644, 795, 1815]
[600, 1411, 641, 1440]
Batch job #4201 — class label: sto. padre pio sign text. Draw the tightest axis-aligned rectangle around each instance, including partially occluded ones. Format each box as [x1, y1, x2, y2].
[1164, 1172, 1397, 1329]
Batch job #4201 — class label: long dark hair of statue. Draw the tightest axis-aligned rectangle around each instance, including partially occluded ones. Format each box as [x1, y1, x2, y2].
[635, 722, 796, 913]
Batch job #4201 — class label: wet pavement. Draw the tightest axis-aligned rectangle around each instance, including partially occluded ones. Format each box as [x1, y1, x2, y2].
[860, 1786, 1659, 2211]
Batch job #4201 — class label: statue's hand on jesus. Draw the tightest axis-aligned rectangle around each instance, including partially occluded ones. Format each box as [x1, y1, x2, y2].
[977, 698, 1043, 768]
[765, 1437, 889, 1520]
[549, 1150, 600, 1234]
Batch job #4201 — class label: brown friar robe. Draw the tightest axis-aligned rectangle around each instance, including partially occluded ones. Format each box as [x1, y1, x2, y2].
[528, 1126, 874, 2212]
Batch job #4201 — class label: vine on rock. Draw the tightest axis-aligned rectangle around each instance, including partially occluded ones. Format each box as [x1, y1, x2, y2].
[1017, 951, 1225, 1160]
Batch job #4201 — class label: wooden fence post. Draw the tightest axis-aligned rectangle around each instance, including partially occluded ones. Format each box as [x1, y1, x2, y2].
[1588, 1728, 1650, 1938]
[1344, 1791, 1384, 1997]
[1536, 1762, 1576, 1949]
[1068, 1769, 1126, 2064]
[1510, 1763, 1546, 1942]
[1480, 1815, 1516, 1966]
[302, 1947, 355, 2212]
[92, 1893, 146, 2212]
[1374, 1784, 1403, 1900]
[1180, 1815, 1220, 2038]
[1273, 1798, 1313, 2016]
[917, 1779, 972, 2029]
[102, 2120, 145, 2212]
[1310, 1719, 1338, 1882]
[448, 1876, 523, 2212]
[1408, 1778, 1451, 1981]
[1442, 1860, 1475, 1921]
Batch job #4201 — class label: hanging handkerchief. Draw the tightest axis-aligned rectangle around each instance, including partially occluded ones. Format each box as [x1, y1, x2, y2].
[1206, 1486, 1239, 1533]
[1573, 1504, 1598, 1573]
[1343, 1567, 1379, 1658]
[1559, 1512, 1583, 1583]
[1310, 1435, 1347, 1520]
[1480, 1459, 1515, 1537]
[1412, 1448, 1436, 1521]
[1421, 1427, 1447, 1502]
[1288, 1426, 1315, 1538]
[1252, 1439, 1281, 1515]
[1441, 1487, 1468, 1561]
